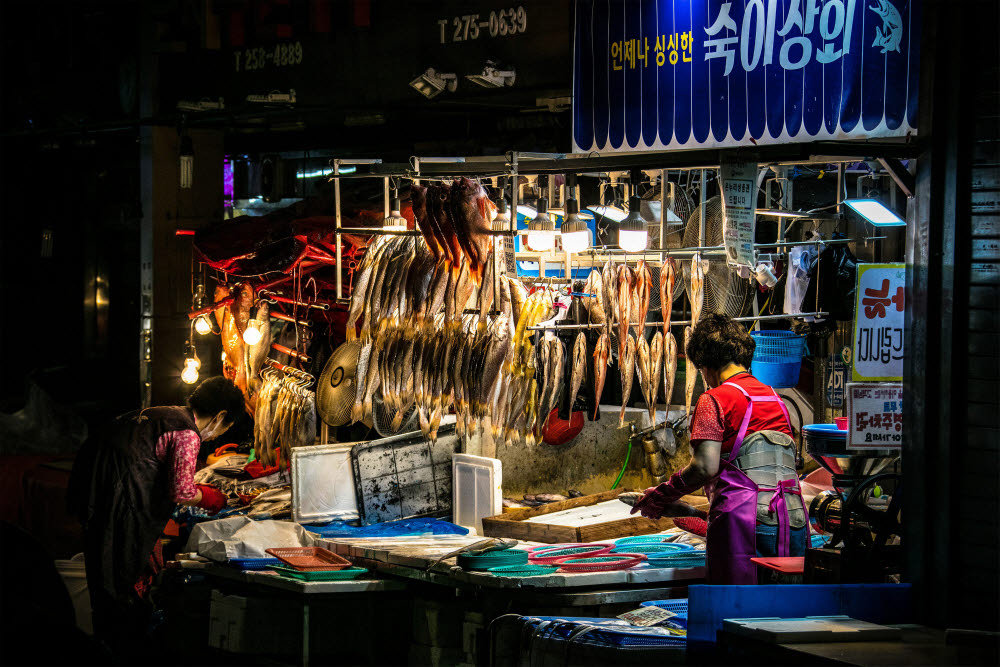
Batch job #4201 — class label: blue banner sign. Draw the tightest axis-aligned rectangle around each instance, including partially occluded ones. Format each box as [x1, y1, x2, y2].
[572, 0, 920, 152]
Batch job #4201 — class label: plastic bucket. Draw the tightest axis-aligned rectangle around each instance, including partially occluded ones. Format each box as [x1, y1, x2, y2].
[55, 553, 92, 635]
[751, 331, 806, 388]
[835, 417, 848, 430]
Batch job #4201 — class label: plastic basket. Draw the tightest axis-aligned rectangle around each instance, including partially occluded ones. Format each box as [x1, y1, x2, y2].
[458, 549, 529, 571]
[264, 547, 352, 571]
[613, 535, 676, 546]
[270, 565, 369, 581]
[528, 544, 614, 564]
[751, 331, 806, 388]
[228, 557, 282, 571]
[488, 564, 559, 577]
[610, 544, 695, 556]
[638, 599, 690, 630]
[557, 554, 646, 572]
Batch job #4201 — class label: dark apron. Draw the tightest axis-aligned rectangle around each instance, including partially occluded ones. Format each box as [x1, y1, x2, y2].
[72, 406, 197, 601]
[703, 382, 804, 584]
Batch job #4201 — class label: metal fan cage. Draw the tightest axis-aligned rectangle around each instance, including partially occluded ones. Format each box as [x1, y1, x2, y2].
[317, 342, 361, 427]
[681, 196, 753, 319]
[372, 391, 419, 437]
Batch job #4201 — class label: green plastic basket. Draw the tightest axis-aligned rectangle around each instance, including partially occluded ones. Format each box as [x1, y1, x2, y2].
[271, 565, 370, 582]
[457, 549, 529, 571]
[488, 564, 559, 577]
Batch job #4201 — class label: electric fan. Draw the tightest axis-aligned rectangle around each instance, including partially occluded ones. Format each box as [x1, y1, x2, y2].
[316, 341, 361, 427]
[681, 196, 754, 318]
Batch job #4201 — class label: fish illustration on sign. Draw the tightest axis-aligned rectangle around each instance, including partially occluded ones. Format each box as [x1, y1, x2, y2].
[870, 0, 903, 54]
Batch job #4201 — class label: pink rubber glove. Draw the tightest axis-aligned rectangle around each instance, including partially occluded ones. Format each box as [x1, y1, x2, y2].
[629, 472, 697, 518]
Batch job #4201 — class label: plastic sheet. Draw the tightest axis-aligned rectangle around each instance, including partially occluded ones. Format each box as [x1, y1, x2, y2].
[305, 517, 469, 539]
[185, 516, 316, 561]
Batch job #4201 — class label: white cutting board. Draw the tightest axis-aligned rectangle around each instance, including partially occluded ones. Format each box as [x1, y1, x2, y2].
[291, 444, 359, 524]
[452, 453, 502, 535]
[722, 616, 902, 643]
[523, 499, 633, 527]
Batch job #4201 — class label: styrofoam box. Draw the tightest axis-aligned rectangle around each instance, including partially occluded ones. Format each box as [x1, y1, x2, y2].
[291, 443, 359, 524]
[452, 453, 502, 535]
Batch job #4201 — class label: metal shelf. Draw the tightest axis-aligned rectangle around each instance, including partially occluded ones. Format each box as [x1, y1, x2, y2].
[527, 311, 830, 331]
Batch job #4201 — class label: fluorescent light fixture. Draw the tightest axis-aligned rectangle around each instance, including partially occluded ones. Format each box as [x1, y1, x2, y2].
[843, 199, 907, 227]
[466, 61, 516, 88]
[559, 198, 590, 254]
[586, 205, 627, 222]
[526, 198, 555, 251]
[409, 68, 457, 99]
[617, 196, 649, 252]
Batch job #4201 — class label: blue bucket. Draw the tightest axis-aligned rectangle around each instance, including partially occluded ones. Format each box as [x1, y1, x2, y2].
[751, 331, 806, 388]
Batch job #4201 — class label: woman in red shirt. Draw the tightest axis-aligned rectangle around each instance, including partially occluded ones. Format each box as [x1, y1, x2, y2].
[632, 314, 807, 584]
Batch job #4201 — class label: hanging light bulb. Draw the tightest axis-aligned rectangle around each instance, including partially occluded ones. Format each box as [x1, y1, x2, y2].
[559, 197, 590, 254]
[525, 197, 555, 251]
[242, 320, 262, 345]
[382, 191, 408, 231]
[618, 195, 649, 252]
[194, 314, 212, 335]
[181, 358, 199, 384]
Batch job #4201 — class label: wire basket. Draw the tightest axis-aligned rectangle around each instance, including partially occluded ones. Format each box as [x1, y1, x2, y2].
[528, 544, 614, 564]
[227, 557, 282, 571]
[609, 543, 695, 556]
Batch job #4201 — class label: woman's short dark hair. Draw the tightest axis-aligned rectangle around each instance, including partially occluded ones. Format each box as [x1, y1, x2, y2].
[188, 376, 245, 423]
[686, 313, 755, 371]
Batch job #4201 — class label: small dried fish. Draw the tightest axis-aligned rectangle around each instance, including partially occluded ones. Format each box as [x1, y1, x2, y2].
[617, 265, 634, 358]
[617, 491, 644, 506]
[690, 253, 709, 326]
[633, 260, 652, 338]
[635, 335, 652, 416]
[664, 332, 678, 409]
[660, 257, 677, 337]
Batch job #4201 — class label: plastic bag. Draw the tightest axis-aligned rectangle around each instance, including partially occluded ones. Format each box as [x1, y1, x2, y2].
[803, 237, 858, 322]
[184, 516, 316, 561]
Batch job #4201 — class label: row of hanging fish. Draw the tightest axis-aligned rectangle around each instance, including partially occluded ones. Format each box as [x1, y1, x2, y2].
[253, 369, 317, 467]
[580, 254, 708, 426]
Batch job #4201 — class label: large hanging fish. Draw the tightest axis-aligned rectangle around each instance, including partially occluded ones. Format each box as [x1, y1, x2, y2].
[635, 335, 652, 417]
[616, 265, 634, 358]
[690, 253, 709, 326]
[619, 334, 636, 427]
[583, 270, 606, 325]
[568, 332, 588, 413]
[633, 260, 652, 338]
[664, 332, 678, 410]
[684, 326, 697, 419]
[649, 331, 663, 419]
[659, 257, 677, 338]
[592, 333, 610, 420]
[602, 260, 618, 338]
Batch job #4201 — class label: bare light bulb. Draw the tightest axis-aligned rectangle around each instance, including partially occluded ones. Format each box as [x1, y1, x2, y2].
[181, 358, 199, 384]
[525, 197, 555, 251]
[618, 229, 649, 253]
[242, 322, 262, 346]
[526, 230, 555, 252]
[561, 229, 590, 253]
[194, 315, 212, 335]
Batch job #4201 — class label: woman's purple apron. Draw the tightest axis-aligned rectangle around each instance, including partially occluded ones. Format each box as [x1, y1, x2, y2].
[703, 382, 804, 585]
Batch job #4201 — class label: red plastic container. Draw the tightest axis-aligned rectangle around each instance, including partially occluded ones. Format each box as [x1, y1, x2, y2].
[835, 417, 848, 430]
[265, 547, 352, 571]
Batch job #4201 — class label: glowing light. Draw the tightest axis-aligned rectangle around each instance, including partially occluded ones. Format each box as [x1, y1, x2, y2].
[559, 198, 590, 254]
[194, 315, 212, 335]
[617, 196, 649, 252]
[242, 321, 262, 346]
[181, 358, 199, 384]
[525, 198, 555, 252]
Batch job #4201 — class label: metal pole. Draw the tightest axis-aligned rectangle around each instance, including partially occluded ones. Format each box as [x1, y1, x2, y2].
[660, 170, 668, 251]
[334, 159, 342, 300]
[383, 176, 390, 219]
[699, 168, 708, 247]
[527, 311, 832, 331]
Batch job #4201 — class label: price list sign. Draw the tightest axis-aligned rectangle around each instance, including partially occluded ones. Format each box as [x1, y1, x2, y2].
[720, 159, 757, 268]
[847, 382, 902, 450]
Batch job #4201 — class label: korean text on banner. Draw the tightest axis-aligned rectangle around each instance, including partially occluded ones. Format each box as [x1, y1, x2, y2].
[572, 0, 921, 153]
[847, 382, 902, 450]
[852, 263, 904, 381]
[720, 160, 757, 268]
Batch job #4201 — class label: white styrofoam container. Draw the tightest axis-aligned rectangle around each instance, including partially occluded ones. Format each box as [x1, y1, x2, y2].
[451, 453, 502, 535]
[291, 443, 359, 524]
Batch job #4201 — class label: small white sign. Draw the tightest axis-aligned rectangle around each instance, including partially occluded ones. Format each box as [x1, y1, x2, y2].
[846, 382, 903, 450]
[852, 263, 905, 381]
[720, 160, 757, 269]
[617, 606, 677, 627]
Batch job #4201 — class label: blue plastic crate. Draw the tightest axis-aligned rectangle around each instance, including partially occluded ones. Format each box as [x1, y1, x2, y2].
[639, 599, 689, 630]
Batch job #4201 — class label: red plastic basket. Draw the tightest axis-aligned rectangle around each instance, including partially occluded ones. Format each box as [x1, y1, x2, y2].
[556, 554, 647, 572]
[264, 547, 352, 571]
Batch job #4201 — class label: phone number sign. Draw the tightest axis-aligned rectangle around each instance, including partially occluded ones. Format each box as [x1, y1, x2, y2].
[847, 382, 902, 450]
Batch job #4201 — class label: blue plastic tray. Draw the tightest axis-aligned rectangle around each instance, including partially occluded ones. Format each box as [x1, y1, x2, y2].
[228, 557, 282, 570]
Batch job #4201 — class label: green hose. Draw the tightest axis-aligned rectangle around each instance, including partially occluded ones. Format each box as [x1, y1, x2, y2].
[611, 437, 633, 490]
